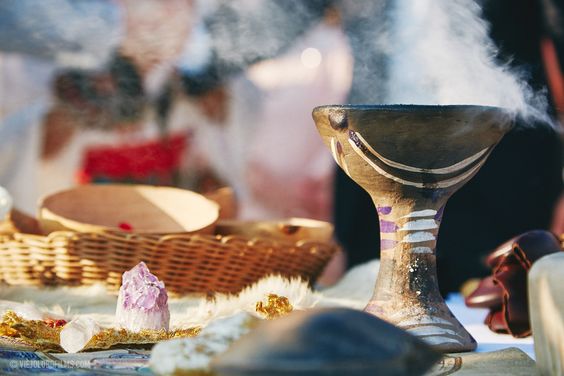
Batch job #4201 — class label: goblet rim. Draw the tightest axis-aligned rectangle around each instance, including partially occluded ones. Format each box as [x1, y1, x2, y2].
[313, 103, 509, 113]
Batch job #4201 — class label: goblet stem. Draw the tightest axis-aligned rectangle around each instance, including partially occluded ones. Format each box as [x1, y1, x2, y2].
[365, 198, 477, 353]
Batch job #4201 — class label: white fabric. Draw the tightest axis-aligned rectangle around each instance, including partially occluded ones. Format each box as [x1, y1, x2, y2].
[447, 294, 535, 359]
[0, 258, 534, 361]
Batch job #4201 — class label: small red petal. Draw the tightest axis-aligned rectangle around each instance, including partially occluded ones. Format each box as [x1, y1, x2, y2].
[43, 318, 68, 328]
[119, 222, 134, 231]
[54, 319, 68, 327]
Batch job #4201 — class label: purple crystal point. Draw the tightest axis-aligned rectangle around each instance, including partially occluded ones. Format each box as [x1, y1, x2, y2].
[116, 262, 170, 332]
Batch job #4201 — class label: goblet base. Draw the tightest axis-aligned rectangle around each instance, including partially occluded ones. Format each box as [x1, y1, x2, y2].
[365, 297, 477, 353]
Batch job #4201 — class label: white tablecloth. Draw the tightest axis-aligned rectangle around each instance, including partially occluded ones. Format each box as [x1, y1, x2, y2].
[446, 294, 535, 359]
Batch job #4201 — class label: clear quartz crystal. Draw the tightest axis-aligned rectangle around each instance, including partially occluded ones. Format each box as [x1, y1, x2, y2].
[116, 262, 170, 332]
[60, 317, 101, 353]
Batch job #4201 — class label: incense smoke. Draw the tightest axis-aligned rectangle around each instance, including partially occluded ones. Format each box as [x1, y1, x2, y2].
[386, 0, 550, 122]
[199, 0, 552, 123]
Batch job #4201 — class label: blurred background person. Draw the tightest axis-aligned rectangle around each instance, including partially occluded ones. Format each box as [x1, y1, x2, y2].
[40, 0, 194, 196]
[0, 0, 194, 214]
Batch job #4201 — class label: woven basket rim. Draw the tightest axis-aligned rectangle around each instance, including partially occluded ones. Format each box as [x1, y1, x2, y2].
[0, 229, 337, 248]
[38, 184, 220, 234]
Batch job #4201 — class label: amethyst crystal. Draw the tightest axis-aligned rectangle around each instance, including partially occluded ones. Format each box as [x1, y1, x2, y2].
[116, 262, 170, 332]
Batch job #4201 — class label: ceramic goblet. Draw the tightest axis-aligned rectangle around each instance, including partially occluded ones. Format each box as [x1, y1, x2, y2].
[313, 105, 513, 352]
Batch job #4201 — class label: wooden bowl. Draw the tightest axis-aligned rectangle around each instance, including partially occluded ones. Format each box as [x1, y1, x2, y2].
[215, 218, 334, 243]
[39, 184, 219, 235]
[203, 187, 237, 220]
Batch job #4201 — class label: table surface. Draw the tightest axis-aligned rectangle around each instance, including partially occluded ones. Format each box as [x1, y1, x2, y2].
[446, 294, 535, 359]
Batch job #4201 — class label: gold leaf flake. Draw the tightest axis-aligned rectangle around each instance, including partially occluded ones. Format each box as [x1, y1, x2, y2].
[255, 294, 293, 320]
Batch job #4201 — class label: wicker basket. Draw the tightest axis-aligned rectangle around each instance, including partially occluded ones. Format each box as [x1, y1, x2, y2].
[0, 230, 337, 295]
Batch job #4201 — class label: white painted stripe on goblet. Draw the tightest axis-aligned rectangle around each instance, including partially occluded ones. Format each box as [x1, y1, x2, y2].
[433, 156, 490, 188]
[401, 232, 436, 243]
[407, 326, 461, 338]
[349, 140, 424, 188]
[394, 315, 453, 326]
[420, 336, 462, 346]
[399, 219, 438, 231]
[353, 131, 489, 175]
[401, 209, 437, 218]
[411, 247, 433, 254]
[348, 139, 490, 189]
